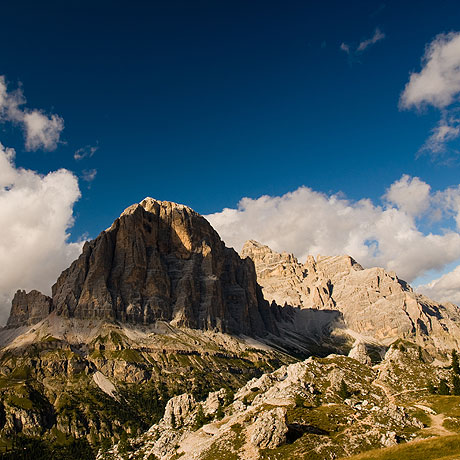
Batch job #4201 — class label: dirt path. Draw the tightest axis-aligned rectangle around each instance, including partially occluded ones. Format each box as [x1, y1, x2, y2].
[425, 412, 456, 437]
[372, 381, 456, 439]
[372, 380, 395, 404]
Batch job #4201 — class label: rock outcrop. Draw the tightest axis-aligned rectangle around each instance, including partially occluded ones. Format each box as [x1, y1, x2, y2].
[242, 240, 460, 352]
[6, 290, 53, 329]
[249, 407, 288, 448]
[6, 199, 276, 337]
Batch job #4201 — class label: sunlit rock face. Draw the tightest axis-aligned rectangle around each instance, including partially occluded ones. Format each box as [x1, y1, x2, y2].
[242, 239, 460, 352]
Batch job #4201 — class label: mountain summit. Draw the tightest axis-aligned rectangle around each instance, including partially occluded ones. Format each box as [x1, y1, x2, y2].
[7, 198, 275, 336]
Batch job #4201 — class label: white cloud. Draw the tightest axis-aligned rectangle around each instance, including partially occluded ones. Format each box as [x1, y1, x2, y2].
[0, 143, 82, 324]
[0, 76, 64, 151]
[400, 32, 460, 110]
[81, 168, 97, 182]
[74, 144, 98, 161]
[206, 176, 460, 284]
[418, 265, 460, 305]
[420, 116, 460, 155]
[383, 174, 431, 217]
[340, 28, 385, 58]
[357, 28, 385, 52]
[23, 111, 64, 151]
[400, 32, 460, 156]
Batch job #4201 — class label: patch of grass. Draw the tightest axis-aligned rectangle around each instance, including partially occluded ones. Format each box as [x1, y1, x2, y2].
[340, 434, 460, 460]
[286, 403, 353, 434]
[426, 396, 460, 417]
[200, 423, 245, 460]
[8, 394, 34, 410]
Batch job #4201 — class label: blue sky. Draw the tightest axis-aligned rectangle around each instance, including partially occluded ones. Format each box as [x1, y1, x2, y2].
[2, 0, 460, 317]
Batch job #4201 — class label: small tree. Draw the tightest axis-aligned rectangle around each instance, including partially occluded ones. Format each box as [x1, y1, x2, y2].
[453, 374, 460, 396]
[453, 350, 460, 375]
[428, 382, 437, 394]
[215, 402, 225, 420]
[224, 388, 234, 406]
[294, 394, 304, 408]
[118, 432, 129, 458]
[418, 346, 424, 363]
[439, 379, 451, 395]
[194, 405, 209, 430]
[338, 379, 351, 399]
[170, 411, 176, 429]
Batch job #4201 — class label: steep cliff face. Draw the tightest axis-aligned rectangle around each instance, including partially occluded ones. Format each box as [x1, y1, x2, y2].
[242, 240, 460, 351]
[6, 199, 275, 337]
[6, 290, 53, 329]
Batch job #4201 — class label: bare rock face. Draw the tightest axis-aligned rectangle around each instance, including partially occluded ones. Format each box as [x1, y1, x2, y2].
[249, 407, 288, 448]
[6, 290, 52, 329]
[163, 394, 196, 428]
[6, 198, 275, 337]
[242, 240, 460, 351]
[348, 340, 372, 365]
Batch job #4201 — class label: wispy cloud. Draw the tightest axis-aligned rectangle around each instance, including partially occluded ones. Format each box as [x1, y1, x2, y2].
[74, 144, 98, 161]
[81, 168, 97, 182]
[340, 28, 385, 60]
[340, 43, 350, 54]
[357, 28, 385, 52]
[400, 31, 460, 157]
[0, 76, 64, 151]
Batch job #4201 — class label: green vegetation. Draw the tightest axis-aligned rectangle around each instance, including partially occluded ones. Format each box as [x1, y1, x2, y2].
[193, 405, 211, 430]
[439, 379, 451, 395]
[200, 423, 245, 460]
[338, 379, 351, 400]
[340, 434, 460, 460]
[452, 350, 460, 375]
[0, 435, 96, 460]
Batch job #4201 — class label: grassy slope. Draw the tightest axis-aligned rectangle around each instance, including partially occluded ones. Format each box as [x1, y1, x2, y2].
[340, 434, 460, 460]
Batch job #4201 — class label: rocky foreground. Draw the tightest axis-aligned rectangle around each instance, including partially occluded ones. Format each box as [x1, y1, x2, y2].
[100, 342, 452, 460]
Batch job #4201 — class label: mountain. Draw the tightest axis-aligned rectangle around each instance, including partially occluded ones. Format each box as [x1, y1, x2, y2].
[0, 199, 291, 452]
[241, 240, 460, 356]
[7, 198, 276, 337]
[2, 198, 460, 459]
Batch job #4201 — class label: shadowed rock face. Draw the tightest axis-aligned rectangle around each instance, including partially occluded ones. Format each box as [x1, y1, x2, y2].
[7, 198, 276, 336]
[6, 290, 53, 328]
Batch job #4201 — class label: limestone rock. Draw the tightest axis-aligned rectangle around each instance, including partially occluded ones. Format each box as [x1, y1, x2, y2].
[6, 290, 52, 329]
[242, 240, 460, 352]
[348, 341, 372, 365]
[163, 393, 196, 428]
[249, 407, 288, 448]
[203, 388, 226, 416]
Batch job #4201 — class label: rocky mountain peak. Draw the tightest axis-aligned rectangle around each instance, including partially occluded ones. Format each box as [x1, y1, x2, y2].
[6, 199, 276, 337]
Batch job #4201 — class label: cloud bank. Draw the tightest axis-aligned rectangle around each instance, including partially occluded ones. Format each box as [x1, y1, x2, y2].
[400, 32, 460, 156]
[0, 76, 64, 151]
[0, 144, 82, 324]
[206, 175, 460, 289]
